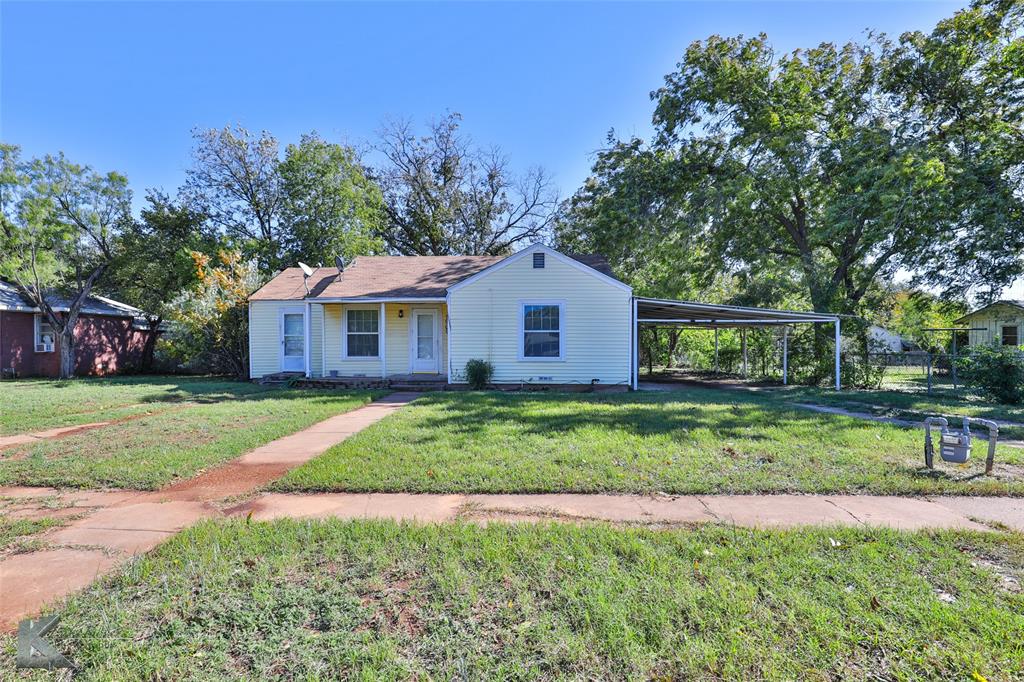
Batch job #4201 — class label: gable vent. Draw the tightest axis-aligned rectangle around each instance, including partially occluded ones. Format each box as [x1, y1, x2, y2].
[533, 252, 545, 269]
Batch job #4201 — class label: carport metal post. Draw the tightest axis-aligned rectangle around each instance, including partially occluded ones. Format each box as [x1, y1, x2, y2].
[782, 327, 788, 385]
[626, 296, 634, 387]
[714, 328, 719, 373]
[741, 329, 748, 378]
[834, 318, 841, 391]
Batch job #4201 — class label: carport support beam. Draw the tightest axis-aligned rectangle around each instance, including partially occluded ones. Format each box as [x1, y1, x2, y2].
[834, 319, 841, 391]
[714, 328, 719, 373]
[782, 327, 788, 385]
[742, 329, 748, 378]
[631, 297, 638, 390]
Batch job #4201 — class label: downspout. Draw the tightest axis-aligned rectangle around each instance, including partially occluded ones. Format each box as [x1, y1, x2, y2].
[445, 291, 452, 382]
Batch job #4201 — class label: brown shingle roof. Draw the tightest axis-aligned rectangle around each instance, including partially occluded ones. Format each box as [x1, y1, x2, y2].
[249, 253, 618, 301]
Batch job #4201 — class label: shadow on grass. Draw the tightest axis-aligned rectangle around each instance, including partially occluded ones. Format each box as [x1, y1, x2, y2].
[406, 388, 908, 443]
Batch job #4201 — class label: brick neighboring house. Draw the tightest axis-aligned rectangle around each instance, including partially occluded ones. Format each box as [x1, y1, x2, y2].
[0, 280, 158, 378]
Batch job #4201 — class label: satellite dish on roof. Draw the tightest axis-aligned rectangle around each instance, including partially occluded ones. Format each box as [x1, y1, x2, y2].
[298, 262, 314, 295]
[335, 256, 346, 274]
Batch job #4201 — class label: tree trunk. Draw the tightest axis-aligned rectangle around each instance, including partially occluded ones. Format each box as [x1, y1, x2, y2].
[140, 317, 162, 372]
[58, 327, 75, 379]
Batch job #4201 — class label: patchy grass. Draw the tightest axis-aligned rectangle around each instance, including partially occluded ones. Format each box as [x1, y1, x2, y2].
[0, 376, 277, 436]
[0, 389, 380, 490]
[0, 515, 63, 554]
[275, 389, 1024, 496]
[3, 519, 1021, 680]
[780, 385, 1024, 430]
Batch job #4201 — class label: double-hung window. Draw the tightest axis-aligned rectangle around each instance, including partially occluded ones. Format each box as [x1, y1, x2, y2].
[520, 301, 563, 360]
[344, 308, 379, 358]
[1002, 325, 1019, 346]
[34, 315, 55, 353]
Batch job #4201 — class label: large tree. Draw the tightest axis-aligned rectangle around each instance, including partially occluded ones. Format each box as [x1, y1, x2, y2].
[182, 125, 285, 273]
[278, 133, 386, 265]
[107, 191, 221, 370]
[0, 145, 132, 378]
[375, 113, 559, 255]
[560, 0, 1023, 319]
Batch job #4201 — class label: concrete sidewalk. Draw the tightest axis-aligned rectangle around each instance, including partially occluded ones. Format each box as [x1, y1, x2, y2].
[0, 392, 417, 630]
[229, 491, 1024, 532]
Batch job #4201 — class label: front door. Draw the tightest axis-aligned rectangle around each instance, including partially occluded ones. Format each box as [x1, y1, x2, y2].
[410, 310, 439, 373]
[279, 308, 305, 372]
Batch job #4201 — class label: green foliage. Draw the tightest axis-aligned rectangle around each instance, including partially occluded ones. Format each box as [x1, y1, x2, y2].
[0, 145, 133, 377]
[165, 251, 261, 378]
[278, 132, 386, 265]
[464, 358, 494, 389]
[559, 0, 1024, 356]
[183, 125, 285, 273]
[885, 288, 967, 353]
[958, 344, 1024, 404]
[184, 126, 385, 275]
[375, 113, 559, 255]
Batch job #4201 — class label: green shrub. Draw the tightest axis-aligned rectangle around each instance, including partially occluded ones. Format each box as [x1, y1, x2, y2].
[464, 359, 494, 390]
[957, 344, 1024, 404]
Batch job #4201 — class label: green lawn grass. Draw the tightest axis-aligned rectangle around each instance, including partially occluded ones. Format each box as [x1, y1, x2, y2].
[0, 515, 63, 554]
[4, 519, 1020, 680]
[0, 376, 277, 436]
[275, 389, 1024, 496]
[780, 385, 1024, 428]
[0, 388, 380, 489]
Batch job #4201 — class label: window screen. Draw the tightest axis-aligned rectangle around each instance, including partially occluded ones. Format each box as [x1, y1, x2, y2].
[346, 309, 379, 357]
[523, 304, 561, 358]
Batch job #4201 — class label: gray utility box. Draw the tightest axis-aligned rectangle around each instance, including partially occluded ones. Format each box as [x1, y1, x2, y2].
[924, 416, 999, 475]
[939, 429, 971, 463]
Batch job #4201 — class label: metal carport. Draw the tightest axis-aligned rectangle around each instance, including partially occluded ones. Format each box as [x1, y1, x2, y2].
[630, 297, 841, 391]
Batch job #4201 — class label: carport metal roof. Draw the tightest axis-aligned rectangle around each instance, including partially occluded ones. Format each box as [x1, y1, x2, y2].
[629, 297, 841, 391]
[635, 297, 839, 327]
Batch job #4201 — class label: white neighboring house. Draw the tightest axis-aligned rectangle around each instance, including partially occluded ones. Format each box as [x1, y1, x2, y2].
[247, 244, 633, 388]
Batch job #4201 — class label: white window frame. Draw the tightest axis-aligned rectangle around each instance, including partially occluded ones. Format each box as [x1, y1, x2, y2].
[342, 306, 380, 359]
[518, 300, 565, 362]
[34, 314, 55, 353]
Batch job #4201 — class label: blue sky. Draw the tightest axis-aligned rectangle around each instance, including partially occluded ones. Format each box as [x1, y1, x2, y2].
[3, 1, 965, 209]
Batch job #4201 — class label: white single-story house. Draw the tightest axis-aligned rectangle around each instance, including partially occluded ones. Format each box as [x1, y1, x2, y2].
[955, 300, 1024, 348]
[247, 243, 842, 389]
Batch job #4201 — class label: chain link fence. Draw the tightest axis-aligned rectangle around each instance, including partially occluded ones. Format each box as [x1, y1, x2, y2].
[842, 351, 968, 394]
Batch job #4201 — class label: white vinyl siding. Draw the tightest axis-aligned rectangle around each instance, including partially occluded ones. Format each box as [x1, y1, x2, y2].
[309, 304, 323, 377]
[448, 252, 630, 385]
[248, 301, 302, 378]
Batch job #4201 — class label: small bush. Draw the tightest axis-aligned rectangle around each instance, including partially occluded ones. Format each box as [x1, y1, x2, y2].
[957, 344, 1024, 404]
[464, 359, 494, 390]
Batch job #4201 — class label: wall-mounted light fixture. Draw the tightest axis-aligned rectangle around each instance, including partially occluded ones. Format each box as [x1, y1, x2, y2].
[398, 309, 404, 318]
